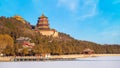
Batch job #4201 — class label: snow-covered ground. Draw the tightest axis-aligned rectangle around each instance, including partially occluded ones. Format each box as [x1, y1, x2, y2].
[0, 56, 120, 68]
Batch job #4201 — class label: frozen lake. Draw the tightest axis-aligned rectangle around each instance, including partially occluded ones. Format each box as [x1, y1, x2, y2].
[0, 56, 120, 68]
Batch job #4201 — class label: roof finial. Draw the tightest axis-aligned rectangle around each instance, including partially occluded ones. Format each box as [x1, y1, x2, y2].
[39, 12, 47, 18]
[42, 12, 44, 16]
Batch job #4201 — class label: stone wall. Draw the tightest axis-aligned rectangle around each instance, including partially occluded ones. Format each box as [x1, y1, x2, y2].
[39, 30, 58, 37]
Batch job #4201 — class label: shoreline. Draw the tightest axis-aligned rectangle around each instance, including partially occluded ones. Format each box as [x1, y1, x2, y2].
[50, 54, 120, 59]
[0, 54, 120, 62]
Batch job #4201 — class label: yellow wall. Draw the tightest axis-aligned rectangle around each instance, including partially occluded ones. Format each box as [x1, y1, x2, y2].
[39, 30, 58, 37]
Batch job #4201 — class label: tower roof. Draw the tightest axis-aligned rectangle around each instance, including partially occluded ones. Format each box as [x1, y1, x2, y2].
[13, 15, 22, 19]
[13, 15, 26, 24]
[39, 13, 48, 18]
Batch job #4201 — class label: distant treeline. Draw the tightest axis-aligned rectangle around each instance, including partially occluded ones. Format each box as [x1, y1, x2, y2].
[0, 16, 120, 56]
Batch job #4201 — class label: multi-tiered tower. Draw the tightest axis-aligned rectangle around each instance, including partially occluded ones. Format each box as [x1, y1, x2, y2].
[37, 13, 49, 30]
[36, 13, 58, 37]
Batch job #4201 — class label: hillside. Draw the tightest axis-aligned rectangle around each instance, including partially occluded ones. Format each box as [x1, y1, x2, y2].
[0, 16, 34, 39]
[0, 16, 120, 56]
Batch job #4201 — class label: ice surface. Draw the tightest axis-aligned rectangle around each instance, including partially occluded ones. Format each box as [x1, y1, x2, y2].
[0, 56, 120, 68]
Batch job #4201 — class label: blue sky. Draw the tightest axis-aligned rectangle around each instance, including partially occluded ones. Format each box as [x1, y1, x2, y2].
[0, 0, 120, 44]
